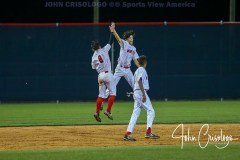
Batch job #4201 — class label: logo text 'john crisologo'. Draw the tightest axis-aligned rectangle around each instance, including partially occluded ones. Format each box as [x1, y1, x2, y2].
[172, 124, 238, 149]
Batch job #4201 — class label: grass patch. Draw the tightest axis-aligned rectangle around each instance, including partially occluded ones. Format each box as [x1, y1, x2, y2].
[0, 101, 239, 127]
[0, 144, 239, 160]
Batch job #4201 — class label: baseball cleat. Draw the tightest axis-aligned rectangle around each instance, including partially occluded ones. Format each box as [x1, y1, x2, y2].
[123, 135, 136, 141]
[94, 113, 101, 122]
[104, 111, 113, 120]
[145, 133, 160, 139]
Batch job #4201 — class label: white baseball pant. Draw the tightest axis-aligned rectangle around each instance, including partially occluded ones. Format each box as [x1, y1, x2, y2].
[105, 65, 134, 98]
[98, 72, 116, 98]
[114, 65, 134, 88]
[126, 90, 155, 133]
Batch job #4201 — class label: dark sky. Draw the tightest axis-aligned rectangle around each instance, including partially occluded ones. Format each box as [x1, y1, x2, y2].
[0, 0, 237, 22]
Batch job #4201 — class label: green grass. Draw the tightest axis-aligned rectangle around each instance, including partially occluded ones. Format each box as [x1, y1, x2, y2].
[0, 101, 239, 160]
[0, 144, 240, 160]
[0, 101, 240, 127]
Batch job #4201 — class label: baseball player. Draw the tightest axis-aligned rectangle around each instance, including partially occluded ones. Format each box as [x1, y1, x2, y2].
[107, 22, 140, 95]
[124, 55, 159, 141]
[91, 31, 116, 122]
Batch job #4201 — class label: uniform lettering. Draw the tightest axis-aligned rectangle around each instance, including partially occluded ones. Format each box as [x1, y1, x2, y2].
[127, 49, 135, 54]
[98, 55, 104, 63]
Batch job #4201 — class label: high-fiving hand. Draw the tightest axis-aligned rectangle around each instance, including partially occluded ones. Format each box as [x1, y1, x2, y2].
[109, 22, 115, 32]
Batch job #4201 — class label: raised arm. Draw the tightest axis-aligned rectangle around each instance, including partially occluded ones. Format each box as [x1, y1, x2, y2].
[109, 22, 123, 46]
[102, 32, 113, 52]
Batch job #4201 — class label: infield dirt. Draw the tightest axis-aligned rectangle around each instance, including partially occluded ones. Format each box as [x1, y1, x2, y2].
[0, 124, 239, 150]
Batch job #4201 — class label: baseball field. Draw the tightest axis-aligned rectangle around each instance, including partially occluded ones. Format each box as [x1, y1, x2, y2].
[0, 101, 239, 160]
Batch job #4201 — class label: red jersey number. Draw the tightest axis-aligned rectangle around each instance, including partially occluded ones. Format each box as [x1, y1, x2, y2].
[98, 55, 104, 63]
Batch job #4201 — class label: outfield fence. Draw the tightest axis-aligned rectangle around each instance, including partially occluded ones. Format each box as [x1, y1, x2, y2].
[0, 22, 239, 101]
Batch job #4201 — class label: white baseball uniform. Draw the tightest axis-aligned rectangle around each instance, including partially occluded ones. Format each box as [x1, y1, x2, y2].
[105, 39, 139, 98]
[91, 44, 116, 98]
[126, 67, 155, 133]
[114, 39, 139, 88]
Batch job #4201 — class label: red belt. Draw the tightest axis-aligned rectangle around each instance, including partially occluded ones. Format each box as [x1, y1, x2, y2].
[121, 65, 130, 69]
[104, 71, 108, 73]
